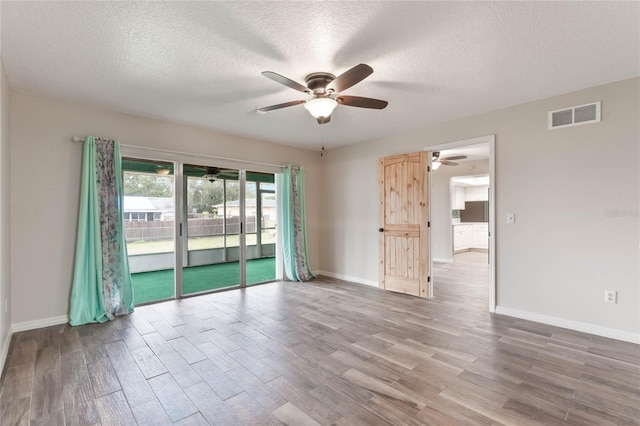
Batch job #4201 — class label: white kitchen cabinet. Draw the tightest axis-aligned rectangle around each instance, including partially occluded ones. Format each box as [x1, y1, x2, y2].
[454, 223, 487, 251]
[465, 185, 489, 201]
[472, 223, 489, 249]
[452, 186, 466, 210]
[453, 224, 472, 251]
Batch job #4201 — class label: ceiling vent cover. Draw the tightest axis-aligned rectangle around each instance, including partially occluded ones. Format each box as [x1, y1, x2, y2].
[548, 102, 601, 130]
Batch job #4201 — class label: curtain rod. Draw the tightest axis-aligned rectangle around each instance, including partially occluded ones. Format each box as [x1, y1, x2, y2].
[71, 136, 285, 169]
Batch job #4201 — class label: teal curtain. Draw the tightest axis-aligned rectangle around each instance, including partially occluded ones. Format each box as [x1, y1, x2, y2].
[70, 136, 134, 326]
[278, 165, 315, 281]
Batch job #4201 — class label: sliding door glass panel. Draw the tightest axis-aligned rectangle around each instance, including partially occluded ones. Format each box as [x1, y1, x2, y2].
[246, 178, 277, 286]
[122, 158, 176, 304]
[182, 164, 240, 295]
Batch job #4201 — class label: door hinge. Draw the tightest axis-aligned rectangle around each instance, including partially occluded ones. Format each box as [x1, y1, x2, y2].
[179, 223, 182, 236]
[427, 166, 431, 172]
[427, 221, 431, 227]
[427, 276, 431, 283]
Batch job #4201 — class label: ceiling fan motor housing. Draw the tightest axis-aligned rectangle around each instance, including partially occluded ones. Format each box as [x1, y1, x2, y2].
[305, 72, 335, 94]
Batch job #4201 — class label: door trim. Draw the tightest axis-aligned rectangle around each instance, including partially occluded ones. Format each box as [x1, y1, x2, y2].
[425, 135, 496, 313]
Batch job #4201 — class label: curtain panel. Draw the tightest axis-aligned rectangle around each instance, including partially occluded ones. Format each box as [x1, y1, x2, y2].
[69, 136, 134, 326]
[278, 165, 315, 282]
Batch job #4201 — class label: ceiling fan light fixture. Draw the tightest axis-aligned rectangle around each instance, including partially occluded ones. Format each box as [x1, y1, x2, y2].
[304, 97, 338, 118]
[432, 161, 441, 171]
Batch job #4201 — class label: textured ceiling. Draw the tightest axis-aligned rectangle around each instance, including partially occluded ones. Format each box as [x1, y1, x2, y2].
[2, 2, 638, 150]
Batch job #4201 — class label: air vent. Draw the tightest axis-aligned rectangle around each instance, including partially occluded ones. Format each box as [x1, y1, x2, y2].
[549, 102, 601, 129]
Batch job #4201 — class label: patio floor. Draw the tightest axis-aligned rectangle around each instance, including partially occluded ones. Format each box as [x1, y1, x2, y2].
[131, 257, 276, 304]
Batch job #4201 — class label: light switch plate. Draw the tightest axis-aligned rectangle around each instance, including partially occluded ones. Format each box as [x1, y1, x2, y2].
[506, 213, 515, 224]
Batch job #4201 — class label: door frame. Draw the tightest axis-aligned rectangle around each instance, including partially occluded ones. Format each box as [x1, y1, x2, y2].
[425, 135, 496, 312]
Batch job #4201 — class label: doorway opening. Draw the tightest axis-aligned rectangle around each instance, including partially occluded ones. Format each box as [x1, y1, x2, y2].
[427, 135, 496, 312]
[451, 174, 489, 265]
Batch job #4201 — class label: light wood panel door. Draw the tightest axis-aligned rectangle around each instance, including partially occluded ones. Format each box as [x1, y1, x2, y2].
[378, 152, 430, 297]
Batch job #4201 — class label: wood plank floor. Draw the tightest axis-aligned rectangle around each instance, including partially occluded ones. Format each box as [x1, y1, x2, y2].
[1, 261, 639, 425]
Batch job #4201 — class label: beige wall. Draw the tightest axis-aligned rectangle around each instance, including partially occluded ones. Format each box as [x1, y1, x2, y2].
[9, 92, 321, 325]
[0, 57, 12, 366]
[320, 77, 639, 339]
[6, 77, 639, 343]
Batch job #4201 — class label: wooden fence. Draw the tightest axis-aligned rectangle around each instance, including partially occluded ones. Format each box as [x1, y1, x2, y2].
[125, 216, 257, 242]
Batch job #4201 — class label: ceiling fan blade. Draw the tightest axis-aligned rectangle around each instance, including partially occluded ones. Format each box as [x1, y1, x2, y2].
[440, 161, 459, 166]
[336, 95, 388, 109]
[257, 100, 305, 112]
[316, 115, 331, 125]
[327, 64, 373, 93]
[262, 71, 310, 93]
[441, 155, 467, 161]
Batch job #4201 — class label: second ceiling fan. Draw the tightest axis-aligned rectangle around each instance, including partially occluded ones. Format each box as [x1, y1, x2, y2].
[431, 152, 468, 170]
[258, 63, 388, 124]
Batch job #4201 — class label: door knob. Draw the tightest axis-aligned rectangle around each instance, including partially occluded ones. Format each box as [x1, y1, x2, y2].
[378, 228, 384, 232]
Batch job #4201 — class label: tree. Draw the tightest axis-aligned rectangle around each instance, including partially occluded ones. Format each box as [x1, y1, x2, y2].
[186, 179, 255, 213]
[123, 172, 260, 214]
[123, 173, 173, 197]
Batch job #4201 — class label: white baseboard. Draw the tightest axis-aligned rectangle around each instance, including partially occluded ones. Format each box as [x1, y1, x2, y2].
[12, 315, 69, 333]
[0, 328, 12, 374]
[495, 306, 640, 344]
[433, 257, 453, 264]
[316, 270, 378, 287]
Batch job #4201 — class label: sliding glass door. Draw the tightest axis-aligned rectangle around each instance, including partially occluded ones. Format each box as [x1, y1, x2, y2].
[122, 157, 176, 305]
[122, 154, 279, 305]
[182, 164, 241, 295]
[246, 179, 277, 286]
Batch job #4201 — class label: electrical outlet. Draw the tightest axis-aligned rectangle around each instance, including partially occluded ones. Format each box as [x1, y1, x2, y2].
[604, 290, 617, 304]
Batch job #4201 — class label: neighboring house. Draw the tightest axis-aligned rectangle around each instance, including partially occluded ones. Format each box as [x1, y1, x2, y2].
[123, 196, 175, 222]
[123, 196, 160, 222]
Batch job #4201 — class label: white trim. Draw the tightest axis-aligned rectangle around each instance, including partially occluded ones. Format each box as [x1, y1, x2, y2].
[12, 315, 69, 333]
[425, 135, 497, 313]
[0, 329, 12, 374]
[495, 306, 640, 344]
[433, 257, 453, 264]
[425, 135, 493, 152]
[316, 270, 378, 287]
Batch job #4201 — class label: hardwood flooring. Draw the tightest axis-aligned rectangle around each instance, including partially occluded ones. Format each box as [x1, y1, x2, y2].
[1, 261, 639, 425]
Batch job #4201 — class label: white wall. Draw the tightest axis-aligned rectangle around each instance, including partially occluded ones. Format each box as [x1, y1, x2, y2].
[0, 57, 12, 369]
[320, 77, 640, 341]
[9, 92, 321, 326]
[432, 160, 489, 262]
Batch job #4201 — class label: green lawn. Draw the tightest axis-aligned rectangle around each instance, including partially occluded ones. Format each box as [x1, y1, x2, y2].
[131, 257, 276, 304]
